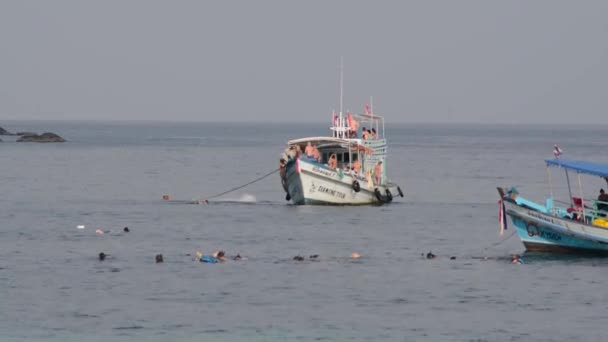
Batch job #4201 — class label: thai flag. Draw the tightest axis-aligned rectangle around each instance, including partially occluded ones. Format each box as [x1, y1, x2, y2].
[365, 103, 370, 115]
[553, 144, 563, 158]
[498, 199, 507, 235]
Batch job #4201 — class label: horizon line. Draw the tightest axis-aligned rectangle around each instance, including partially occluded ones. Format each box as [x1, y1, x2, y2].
[3, 118, 608, 126]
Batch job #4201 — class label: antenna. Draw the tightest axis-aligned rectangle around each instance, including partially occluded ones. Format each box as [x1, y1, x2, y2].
[339, 57, 344, 116]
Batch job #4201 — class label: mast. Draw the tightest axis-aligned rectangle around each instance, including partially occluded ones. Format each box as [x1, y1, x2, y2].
[339, 57, 344, 117]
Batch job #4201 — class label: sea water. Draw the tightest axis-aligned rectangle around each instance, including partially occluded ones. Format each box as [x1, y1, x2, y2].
[1, 121, 608, 341]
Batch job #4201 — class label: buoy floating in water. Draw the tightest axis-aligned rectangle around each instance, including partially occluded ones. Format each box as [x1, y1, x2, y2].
[77, 225, 85, 229]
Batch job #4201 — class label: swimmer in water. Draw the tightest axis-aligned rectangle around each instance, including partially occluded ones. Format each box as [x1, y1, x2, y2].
[123, 227, 129, 233]
[426, 251, 436, 259]
[351, 252, 361, 259]
[155, 254, 164, 263]
[217, 250, 226, 262]
[293, 255, 305, 261]
[511, 254, 522, 264]
[233, 254, 242, 261]
[99, 252, 106, 261]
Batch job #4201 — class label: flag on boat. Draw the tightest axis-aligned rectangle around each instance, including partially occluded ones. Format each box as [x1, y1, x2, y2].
[498, 199, 507, 235]
[553, 144, 563, 158]
[365, 103, 371, 115]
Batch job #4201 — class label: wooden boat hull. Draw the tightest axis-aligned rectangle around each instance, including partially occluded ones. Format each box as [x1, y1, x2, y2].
[505, 200, 608, 254]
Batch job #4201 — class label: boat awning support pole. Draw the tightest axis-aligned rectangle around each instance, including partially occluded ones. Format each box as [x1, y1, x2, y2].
[546, 166, 554, 199]
[578, 172, 586, 222]
[565, 169, 574, 207]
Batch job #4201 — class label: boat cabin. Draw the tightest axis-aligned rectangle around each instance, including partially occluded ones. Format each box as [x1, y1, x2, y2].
[285, 111, 390, 184]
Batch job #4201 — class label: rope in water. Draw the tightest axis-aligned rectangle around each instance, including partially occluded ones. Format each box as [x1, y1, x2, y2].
[202, 168, 280, 200]
[482, 229, 517, 251]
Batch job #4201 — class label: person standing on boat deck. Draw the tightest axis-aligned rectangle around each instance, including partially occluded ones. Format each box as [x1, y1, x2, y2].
[362, 127, 369, 140]
[305, 142, 315, 158]
[328, 154, 337, 170]
[374, 161, 383, 185]
[597, 189, 608, 215]
[371, 128, 377, 139]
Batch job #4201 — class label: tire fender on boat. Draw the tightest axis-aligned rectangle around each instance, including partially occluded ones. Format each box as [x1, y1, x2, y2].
[374, 188, 383, 202]
[352, 180, 361, 193]
[397, 186, 404, 198]
[385, 189, 393, 202]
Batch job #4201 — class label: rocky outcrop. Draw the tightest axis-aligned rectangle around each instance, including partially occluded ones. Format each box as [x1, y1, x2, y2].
[17, 132, 66, 143]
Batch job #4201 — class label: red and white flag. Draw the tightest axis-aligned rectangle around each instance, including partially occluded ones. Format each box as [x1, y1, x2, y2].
[364, 103, 370, 115]
[498, 200, 507, 235]
[553, 144, 563, 158]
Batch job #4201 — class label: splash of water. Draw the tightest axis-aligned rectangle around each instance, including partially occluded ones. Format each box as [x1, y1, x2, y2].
[237, 193, 257, 202]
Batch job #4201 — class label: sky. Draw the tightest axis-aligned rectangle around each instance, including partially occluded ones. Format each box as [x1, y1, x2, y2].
[1, 1, 607, 124]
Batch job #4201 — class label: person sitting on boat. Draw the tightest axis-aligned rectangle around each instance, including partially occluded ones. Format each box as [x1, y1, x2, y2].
[371, 128, 377, 139]
[312, 146, 321, 162]
[598, 189, 608, 215]
[305, 142, 315, 158]
[328, 154, 338, 170]
[374, 161, 383, 185]
[351, 159, 361, 174]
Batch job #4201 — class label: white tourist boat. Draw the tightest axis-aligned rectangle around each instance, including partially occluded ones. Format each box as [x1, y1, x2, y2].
[279, 108, 404, 205]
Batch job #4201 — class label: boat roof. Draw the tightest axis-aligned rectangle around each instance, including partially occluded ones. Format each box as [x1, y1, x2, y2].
[287, 136, 372, 153]
[545, 158, 608, 178]
[352, 113, 384, 121]
[288, 136, 360, 146]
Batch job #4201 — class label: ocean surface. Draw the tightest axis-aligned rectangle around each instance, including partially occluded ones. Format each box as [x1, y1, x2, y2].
[2, 120, 608, 341]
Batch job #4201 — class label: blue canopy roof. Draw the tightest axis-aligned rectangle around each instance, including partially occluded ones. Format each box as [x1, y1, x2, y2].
[545, 159, 608, 178]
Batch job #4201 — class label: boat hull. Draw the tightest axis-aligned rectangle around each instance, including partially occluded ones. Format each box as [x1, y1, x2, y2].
[283, 158, 390, 205]
[505, 200, 608, 254]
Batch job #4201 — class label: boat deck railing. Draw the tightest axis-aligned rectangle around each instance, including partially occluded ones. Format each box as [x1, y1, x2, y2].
[550, 198, 608, 225]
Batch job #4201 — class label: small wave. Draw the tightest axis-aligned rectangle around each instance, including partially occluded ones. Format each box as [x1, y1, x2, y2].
[114, 325, 145, 330]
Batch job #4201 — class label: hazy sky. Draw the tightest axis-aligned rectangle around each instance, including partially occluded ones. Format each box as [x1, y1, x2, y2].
[1, 1, 607, 123]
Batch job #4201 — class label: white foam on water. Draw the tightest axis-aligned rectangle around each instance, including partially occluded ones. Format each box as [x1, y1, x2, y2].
[236, 193, 257, 202]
